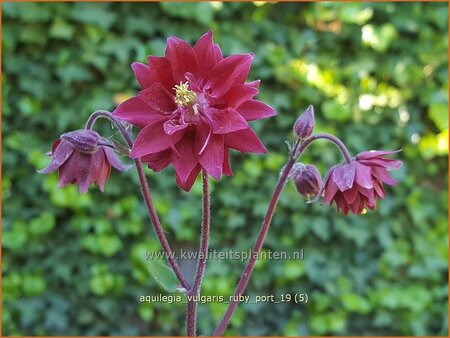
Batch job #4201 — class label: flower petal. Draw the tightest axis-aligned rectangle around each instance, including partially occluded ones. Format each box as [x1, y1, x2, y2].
[196, 133, 224, 180]
[138, 83, 177, 114]
[163, 117, 190, 136]
[193, 30, 218, 81]
[86, 149, 105, 190]
[210, 108, 249, 134]
[223, 148, 233, 176]
[97, 152, 111, 192]
[224, 128, 267, 154]
[141, 149, 172, 172]
[359, 158, 403, 170]
[103, 146, 130, 171]
[323, 176, 339, 204]
[165, 36, 198, 83]
[355, 162, 373, 189]
[247, 79, 260, 89]
[172, 132, 198, 183]
[332, 162, 356, 192]
[176, 164, 201, 192]
[208, 53, 254, 96]
[343, 184, 359, 204]
[223, 84, 259, 109]
[113, 96, 167, 128]
[356, 149, 402, 160]
[38, 141, 74, 174]
[131, 121, 186, 158]
[371, 166, 398, 185]
[236, 99, 277, 121]
[147, 56, 175, 91]
[131, 62, 152, 89]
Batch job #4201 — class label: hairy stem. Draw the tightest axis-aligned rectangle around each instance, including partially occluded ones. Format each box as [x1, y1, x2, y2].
[213, 139, 301, 335]
[187, 171, 211, 336]
[297, 133, 353, 164]
[214, 132, 352, 335]
[85, 110, 190, 291]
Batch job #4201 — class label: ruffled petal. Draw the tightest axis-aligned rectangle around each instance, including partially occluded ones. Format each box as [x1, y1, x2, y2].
[147, 56, 175, 91]
[131, 121, 186, 158]
[247, 79, 260, 89]
[138, 83, 177, 114]
[38, 141, 74, 174]
[224, 128, 267, 154]
[371, 166, 398, 186]
[207, 53, 254, 96]
[323, 176, 339, 204]
[196, 133, 224, 180]
[209, 108, 249, 134]
[58, 152, 92, 193]
[355, 162, 373, 189]
[172, 132, 198, 183]
[193, 30, 218, 82]
[356, 149, 402, 160]
[165, 36, 198, 83]
[236, 99, 277, 121]
[103, 146, 130, 171]
[223, 84, 258, 109]
[359, 158, 403, 170]
[131, 62, 152, 89]
[97, 152, 111, 192]
[141, 149, 172, 172]
[176, 164, 201, 192]
[223, 148, 233, 176]
[113, 96, 167, 128]
[332, 162, 356, 192]
[343, 184, 359, 204]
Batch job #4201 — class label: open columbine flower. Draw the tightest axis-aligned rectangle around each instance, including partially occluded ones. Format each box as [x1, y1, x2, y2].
[320, 150, 402, 215]
[113, 31, 276, 191]
[38, 130, 128, 193]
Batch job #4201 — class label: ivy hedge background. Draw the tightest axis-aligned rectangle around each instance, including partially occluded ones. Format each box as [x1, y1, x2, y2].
[2, 1, 448, 336]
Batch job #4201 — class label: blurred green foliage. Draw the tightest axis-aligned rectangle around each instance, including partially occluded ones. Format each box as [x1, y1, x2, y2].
[2, 1, 448, 336]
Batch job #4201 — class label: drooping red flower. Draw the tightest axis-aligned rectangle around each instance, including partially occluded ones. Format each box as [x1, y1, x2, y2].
[321, 150, 402, 215]
[291, 163, 322, 199]
[38, 130, 129, 193]
[113, 31, 276, 191]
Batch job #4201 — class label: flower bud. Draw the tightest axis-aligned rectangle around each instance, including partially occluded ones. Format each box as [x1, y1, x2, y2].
[60, 130, 100, 154]
[291, 163, 322, 199]
[293, 105, 315, 139]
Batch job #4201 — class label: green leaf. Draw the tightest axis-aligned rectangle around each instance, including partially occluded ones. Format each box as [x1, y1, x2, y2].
[146, 257, 184, 293]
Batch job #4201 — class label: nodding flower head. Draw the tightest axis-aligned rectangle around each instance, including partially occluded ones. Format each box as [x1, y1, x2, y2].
[38, 130, 129, 193]
[318, 150, 402, 215]
[113, 30, 277, 191]
[291, 163, 322, 199]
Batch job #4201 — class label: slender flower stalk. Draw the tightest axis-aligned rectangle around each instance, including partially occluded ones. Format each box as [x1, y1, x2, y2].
[214, 133, 354, 335]
[186, 170, 211, 336]
[85, 110, 190, 291]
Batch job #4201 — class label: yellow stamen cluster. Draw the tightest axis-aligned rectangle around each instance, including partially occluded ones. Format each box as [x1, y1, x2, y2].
[174, 82, 197, 107]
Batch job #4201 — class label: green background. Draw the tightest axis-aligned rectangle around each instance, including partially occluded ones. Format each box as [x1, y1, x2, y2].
[2, 1, 448, 336]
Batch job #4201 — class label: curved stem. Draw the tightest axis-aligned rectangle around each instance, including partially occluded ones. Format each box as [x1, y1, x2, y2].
[214, 132, 353, 335]
[86, 110, 190, 291]
[297, 133, 353, 164]
[187, 170, 211, 336]
[213, 140, 300, 336]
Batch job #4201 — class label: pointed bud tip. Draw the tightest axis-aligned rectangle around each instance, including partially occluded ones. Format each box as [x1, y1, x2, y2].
[293, 105, 315, 139]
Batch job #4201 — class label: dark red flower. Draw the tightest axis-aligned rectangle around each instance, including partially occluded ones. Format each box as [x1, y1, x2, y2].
[322, 150, 402, 215]
[113, 31, 276, 191]
[38, 130, 129, 193]
[291, 163, 322, 199]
